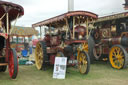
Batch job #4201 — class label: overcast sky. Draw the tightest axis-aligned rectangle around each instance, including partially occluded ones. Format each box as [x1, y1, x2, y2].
[3, 0, 126, 27]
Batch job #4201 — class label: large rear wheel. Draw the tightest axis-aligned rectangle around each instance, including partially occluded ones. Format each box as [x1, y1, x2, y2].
[109, 45, 128, 69]
[35, 41, 47, 70]
[88, 36, 95, 63]
[77, 51, 90, 74]
[8, 48, 18, 79]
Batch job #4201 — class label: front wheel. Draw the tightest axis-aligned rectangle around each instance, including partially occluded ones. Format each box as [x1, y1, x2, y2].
[35, 41, 47, 70]
[109, 45, 128, 69]
[8, 48, 18, 79]
[88, 35, 95, 63]
[77, 51, 90, 74]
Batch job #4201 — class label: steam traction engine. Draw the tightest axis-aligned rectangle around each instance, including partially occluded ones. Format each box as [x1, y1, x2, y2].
[0, 1, 24, 79]
[90, 12, 128, 69]
[32, 11, 98, 74]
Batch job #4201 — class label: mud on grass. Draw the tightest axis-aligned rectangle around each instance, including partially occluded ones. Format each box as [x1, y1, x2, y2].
[0, 61, 128, 85]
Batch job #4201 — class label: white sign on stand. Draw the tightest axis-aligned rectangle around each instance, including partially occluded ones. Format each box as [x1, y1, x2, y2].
[53, 57, 67, 79]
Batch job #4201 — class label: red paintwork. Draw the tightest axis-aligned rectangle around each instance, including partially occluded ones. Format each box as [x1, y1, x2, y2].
[102, 46, 109, 54]
[32, 11, 98, 28]
[44, 35, 50, 46]
[16, 44, 24, 52]
[8, 50, 14, 78]
[50, 36, 61, 46]
[44, 34, 61, 47]
[101, 37, 121, 45]
[0, 33, 8, 39]
[48, 40, 86, 64]
[75, 26, 86, 34]
[0, 1, 24, 79]
[0, 1, 24, 22]
[65, 40, 87, 45]
[74, 26, 86, 38]
[99, 37, 121, 55]
[32, 10, 98, 67]
[50, 55, 55, 64]
[8, 49, 18, 78]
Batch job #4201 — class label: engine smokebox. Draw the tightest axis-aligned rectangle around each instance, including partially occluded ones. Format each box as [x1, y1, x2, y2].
[121, 36, 128, 46]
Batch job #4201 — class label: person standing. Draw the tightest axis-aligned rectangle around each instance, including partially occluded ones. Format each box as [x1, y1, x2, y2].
[29, 41, 32, 55]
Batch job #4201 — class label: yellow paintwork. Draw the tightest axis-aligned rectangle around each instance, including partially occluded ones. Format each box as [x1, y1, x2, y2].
[56, 52, 63, 57]
[109, 46, 124, 69]
[83, 42, 88, 52]
[77, 42, 88, 74]
[35, 42, 43, 70]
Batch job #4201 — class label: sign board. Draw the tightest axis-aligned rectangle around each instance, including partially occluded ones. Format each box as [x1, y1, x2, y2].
[53, 57, 67, 79]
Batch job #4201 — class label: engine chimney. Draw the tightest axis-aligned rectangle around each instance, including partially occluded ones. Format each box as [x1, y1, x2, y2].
[68, 0, 74, 12]
[123, 0, 128, 10]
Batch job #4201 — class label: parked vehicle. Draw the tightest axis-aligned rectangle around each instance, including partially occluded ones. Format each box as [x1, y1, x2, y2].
[32, 11, 98, 74]
[90, 12, 128, 69]
[0, 1, 24, 79]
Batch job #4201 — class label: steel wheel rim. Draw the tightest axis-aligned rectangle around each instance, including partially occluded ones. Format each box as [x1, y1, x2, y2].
[9, 51, 14, 77]
[78, 52, 87, 74]
[109, 46, 124, 69]
[35, 42, 43, 70]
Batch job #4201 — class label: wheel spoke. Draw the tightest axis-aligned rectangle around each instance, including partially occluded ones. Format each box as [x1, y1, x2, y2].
[83, 60, 87, 65]
[112, 51, 117, 56]
[112, 56, 117, 60]
[109, 46, 125, 69]
[77, 51, 89, 74]
[79, 64, 82, 69]
[118, 59, 124, 66]
[35, 42, 46, 70]
[114, 60, 118, 65]
[83, 57, 87, 65]
[119, 51, 123, 56]
[117, 48, 120, 55]
[119, 55, 124, 59]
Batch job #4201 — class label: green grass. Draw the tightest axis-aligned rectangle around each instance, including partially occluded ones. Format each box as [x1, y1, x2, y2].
[0, 61, 128, 85]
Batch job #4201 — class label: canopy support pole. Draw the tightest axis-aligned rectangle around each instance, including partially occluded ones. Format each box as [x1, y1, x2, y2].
[72, 16, 75, 39]
[88, 18, 95, 36]
[10, 13, 19, 34]
[0, 13, 6, 21]
[24, 37, 25, 44]
[49, 24, 51, 36]
[6, 13, 9, 34]
[86, 18, 89, 39]
[16, 36, 18, 44]
[65, 18, 69, 39]
[39, 26, 42, 38]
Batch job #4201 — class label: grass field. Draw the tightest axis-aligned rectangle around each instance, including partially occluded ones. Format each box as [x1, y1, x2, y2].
[0, 61, 128, 85]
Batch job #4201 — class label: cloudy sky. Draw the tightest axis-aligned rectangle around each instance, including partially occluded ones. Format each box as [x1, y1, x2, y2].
[3, 0, 126, 27]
